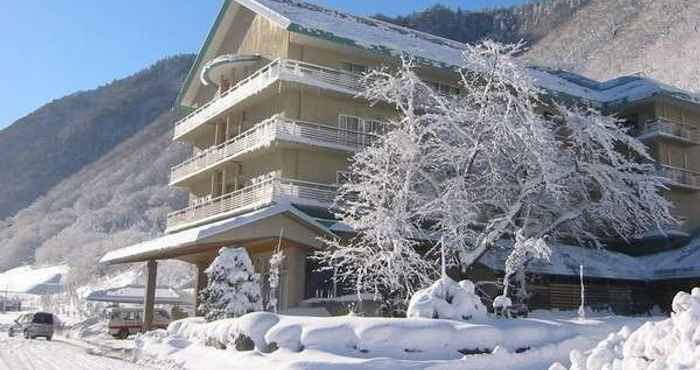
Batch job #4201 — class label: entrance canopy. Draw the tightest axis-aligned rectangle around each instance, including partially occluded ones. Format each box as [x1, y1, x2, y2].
[99, 203, 336, 265]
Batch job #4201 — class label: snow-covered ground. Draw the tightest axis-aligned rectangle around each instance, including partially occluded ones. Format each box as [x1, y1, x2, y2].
[134, 310, 662, 370]
[0, 312, 153, 370]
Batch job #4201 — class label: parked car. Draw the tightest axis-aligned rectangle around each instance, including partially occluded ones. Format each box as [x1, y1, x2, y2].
[8, 312, 55, 340]
[108, 307, 171, 339]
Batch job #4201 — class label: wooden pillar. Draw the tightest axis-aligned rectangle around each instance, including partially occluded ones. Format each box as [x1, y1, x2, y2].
[143, 260, 157, 331]
[193, 262, 209, 316]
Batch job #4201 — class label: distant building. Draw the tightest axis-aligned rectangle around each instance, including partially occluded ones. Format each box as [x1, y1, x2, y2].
[101, 0, 700, 316]
[85, 284, 193, 306]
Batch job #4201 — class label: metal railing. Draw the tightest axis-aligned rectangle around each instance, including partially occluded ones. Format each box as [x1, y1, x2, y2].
[658, 165, 700, 190]
[636, 118, 699, 144]
[173, 59, 364, 139]
[170, 115, 378, 184]
[166, 177, 336, 231]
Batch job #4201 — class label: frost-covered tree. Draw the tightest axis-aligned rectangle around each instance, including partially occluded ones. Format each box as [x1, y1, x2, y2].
[199, 247, 262, 321]
[317, 40, 674, 305]
[267, 246, 285, 313]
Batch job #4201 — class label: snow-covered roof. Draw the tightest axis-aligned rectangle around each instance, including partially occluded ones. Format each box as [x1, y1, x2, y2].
[85, 284, 193, 305]
[478, 244, 651, 281]
[240, 0, 465, 68]
[640, 236, 700, 280]
[178, 0, 700, 110]
[239, 0, 700, 106]
[529, 67, 700, 107]
[100, 203, 336, 264]
[0, 264, 68, 295]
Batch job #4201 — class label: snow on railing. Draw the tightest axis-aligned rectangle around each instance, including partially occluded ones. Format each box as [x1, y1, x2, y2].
[637, 118, 699, 144]
[170, 115, 378, 184]
[173, 59, 364, 139]
[658, 164, 700, 190]
[166, 177, 336, 231]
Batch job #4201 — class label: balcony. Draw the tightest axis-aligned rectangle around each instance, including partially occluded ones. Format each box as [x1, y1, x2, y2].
[658, 165, 700, 191]
[166, 177, 336, 232]
[636, 118, 699, 145]
[170, 115, 378, 185]
[174, 59, 364, 140]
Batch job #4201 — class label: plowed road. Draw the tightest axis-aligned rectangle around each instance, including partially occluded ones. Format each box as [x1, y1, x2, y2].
[0, 332, 152, 370]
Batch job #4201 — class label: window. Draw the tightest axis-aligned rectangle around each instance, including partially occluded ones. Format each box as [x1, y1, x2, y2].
[341, 62, 368, 74]
[363, 119, 385, 135]
[339, 114, 386, 147]
[338, 115, 361, 132]
[426, 81, 460, 96]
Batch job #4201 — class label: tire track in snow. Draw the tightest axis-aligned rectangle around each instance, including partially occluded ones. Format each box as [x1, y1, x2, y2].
[0, 332, 153, 370]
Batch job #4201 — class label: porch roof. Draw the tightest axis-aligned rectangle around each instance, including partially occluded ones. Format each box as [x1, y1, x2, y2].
[99, 203, 336, 265]
[641, 235, 700, 280]
[477, 243, 652, 281]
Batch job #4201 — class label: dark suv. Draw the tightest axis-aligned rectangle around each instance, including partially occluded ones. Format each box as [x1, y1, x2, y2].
[8, 312, 55, 340]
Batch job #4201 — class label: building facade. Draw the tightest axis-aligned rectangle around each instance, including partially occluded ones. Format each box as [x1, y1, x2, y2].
[101, 0, 700, 318]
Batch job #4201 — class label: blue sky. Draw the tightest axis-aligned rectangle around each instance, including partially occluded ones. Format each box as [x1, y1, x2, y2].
[0, 0, 526, 129]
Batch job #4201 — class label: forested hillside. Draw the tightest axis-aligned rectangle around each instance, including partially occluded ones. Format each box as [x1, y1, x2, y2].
[0, 56, 194, 281]
[525, 0, 700, 92]
[0, 56, 192, 220]
[377, 0, 589, 44]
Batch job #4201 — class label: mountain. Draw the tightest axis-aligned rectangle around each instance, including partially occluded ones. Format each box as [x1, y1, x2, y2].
[381, 0, 700, 93]
[524, 0, 700, 92]
[376, 0, 590, 45]
[0, 56, 194, 282]
[0, 55, 193, 221]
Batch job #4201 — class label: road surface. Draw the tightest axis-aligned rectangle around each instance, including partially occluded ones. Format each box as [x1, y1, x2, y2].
[0, 332, 152, 370]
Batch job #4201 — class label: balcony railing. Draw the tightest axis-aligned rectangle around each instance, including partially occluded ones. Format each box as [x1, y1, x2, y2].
[173, 59, 364, 139]
[636, 118, 699, 145]
[170, 115, 378, 185]
[658, 165, 700, 191]
[166, 177, 336, 232]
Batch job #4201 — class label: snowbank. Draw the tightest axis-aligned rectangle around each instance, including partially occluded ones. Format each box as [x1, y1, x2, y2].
[553, 287, 700, 370]
[134, 312, 657, 370]
[162, 312, 582, 359]
[407, 278, 487, 321]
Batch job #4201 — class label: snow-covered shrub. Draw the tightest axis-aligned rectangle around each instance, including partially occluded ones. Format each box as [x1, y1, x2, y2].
[407, 277, 487, 321]
[198, 247, 263, 321]
[553, 287, 700, 370]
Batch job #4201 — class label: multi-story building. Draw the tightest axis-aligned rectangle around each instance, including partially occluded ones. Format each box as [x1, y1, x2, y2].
[102, 0, 700, 321]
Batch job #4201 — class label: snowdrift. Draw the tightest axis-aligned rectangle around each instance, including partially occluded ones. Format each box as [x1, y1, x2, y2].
[151, 312, 579, 360]
[553, 287, 700, 370]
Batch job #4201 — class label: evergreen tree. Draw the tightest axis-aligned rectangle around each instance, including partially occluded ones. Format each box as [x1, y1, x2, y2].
[198, 247, 262, 321]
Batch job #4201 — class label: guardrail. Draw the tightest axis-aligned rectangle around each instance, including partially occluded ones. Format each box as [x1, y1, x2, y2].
[637, 118, 699, 144]
[170, 115, 377, 184]
[658, 164, 700, 190]
[173, 59, 364, 139]
[166, 177, 336, 231]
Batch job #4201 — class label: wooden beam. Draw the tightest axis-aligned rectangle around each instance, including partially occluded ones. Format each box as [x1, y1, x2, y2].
[143, 260, 158, 331]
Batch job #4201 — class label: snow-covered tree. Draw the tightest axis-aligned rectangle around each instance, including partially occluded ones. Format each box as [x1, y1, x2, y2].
[267, 246, 285, 313]
[317, 40, 674, 306]
[198, 247, 262, 321]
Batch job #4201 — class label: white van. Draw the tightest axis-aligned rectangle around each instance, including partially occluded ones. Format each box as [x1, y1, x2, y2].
[107, 307, 170, 339]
